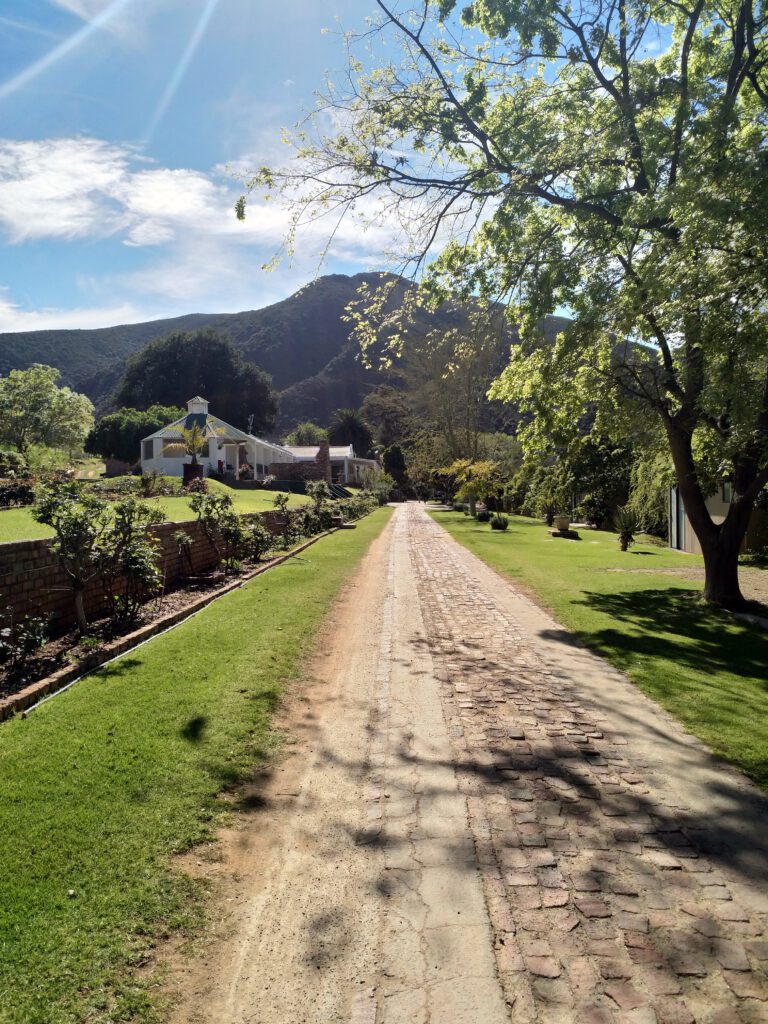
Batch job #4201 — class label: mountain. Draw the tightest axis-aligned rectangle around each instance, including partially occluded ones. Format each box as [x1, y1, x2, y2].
[0, 272, 570, 432]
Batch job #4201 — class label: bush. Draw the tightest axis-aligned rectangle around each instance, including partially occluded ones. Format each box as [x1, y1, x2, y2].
[452, 502, 466, 513]
[614, 504, 640, 551]
[0, 479, 36, 508]
[190, 491, 244, 569]
[101, 498, 165, 624]
[0, 613, 48, 668]
[184, 476, 208, 495]
[476, 509, 491, 522]
[0, 451, 28, 477]
[33, 483, 164, 630]
[244, 520, 273, 562]
[490, 514, 509, 531]
[140, 470, 162, 497]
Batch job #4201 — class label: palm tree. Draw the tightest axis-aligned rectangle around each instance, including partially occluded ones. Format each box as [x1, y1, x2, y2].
[182, 425, 206, 466]
[328, 408, 372, 457]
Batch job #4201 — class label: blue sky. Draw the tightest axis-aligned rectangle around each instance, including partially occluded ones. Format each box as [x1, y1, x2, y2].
[0, 0, 391, 332]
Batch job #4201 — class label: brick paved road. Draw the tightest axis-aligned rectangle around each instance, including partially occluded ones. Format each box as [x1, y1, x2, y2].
[369, 505, 768, 1024]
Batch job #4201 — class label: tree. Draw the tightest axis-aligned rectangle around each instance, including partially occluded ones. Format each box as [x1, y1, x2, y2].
[328, 407, 373, 456]
[283, 421, 328, 446]
[0, 364, 93, 453]
[442, 458, 502, 517]
[86, 405, 185, 464]
[244, 1, 768, 608]
[114, 330, 277, 433]
[182, 425, 206, 467]
[361, 385, 414, 449]
[399, 315, 504, 461]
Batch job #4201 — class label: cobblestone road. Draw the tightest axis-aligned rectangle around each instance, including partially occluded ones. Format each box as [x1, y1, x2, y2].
[369, 505, 768, 1024]
[172, 504, 768, 1024]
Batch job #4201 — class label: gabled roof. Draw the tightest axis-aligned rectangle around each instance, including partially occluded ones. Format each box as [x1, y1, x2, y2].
[145, 412, 254, 445]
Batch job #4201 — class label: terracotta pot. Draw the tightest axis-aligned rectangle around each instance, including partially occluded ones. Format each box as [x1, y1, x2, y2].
[554, 515, 571, 532]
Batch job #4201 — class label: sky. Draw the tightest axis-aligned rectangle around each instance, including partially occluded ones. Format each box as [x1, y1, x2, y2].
[0, 0, 393, 333]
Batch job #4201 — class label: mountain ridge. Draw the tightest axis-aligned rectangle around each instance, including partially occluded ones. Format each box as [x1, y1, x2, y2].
[0, 272, 570, 431]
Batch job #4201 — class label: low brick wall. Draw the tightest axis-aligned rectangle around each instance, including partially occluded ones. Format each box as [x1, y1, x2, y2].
[0, 510, 283, 634]
[269, 461, 326, 482]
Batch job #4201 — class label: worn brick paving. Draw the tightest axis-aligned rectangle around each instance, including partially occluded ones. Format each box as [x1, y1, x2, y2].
[401, 505, 768, 1024]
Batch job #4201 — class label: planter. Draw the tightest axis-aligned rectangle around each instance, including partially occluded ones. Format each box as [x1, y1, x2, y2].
[183, 463, 204, 484]
[554, 515, 571, 532]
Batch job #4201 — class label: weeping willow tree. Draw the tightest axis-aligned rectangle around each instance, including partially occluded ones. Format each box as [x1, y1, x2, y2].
[239, 0, 768, 608]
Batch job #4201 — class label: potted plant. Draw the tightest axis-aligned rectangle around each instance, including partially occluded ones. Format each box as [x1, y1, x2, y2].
[182, 425, 206, 484]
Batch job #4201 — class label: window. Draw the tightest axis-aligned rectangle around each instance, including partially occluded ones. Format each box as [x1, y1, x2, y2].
[142, 439, 154, 461]
[722, 481, 733, 503]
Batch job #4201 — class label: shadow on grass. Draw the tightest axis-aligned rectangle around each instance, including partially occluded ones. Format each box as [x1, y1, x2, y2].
[180, 715, 207, 743]
[97, 657, 144, 678]
[570, 587, 768, 682]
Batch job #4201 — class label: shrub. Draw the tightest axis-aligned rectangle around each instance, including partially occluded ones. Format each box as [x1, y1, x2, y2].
[0, 450, 28, 477]
[476, 509, 491, 522]
[140, 469, 161, 497]
[359, 469, 395, 504]
[244, 520, 273, 562]
[452, 502, 466, 513]
[490, 514, 509, 531]
[0, 613, 48, 668]
[0, 479, 35, 508]
[32, 482, 113, 632]
[101, 498, 164, 623]
[33, 483, 164, 629]
[184, 476, 208, 495]
[190, 491, 244, 569]
[614, 504, 640, 551]
[306, 479, 332, 512]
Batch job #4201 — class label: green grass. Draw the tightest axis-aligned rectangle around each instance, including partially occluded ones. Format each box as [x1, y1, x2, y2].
[432, 512, 768, 790]
[0, 507, 392, 1024]
[0, 483, 309, 544]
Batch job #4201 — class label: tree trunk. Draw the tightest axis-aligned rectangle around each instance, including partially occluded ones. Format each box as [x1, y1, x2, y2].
[73, 587, 89, 633]
[666, 421, 753, 610]
[469, 495, 477, 517]
[700, 530, 745, 607]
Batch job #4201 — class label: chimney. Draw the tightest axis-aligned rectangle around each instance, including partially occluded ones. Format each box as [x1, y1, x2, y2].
[316, 439, 332, 483]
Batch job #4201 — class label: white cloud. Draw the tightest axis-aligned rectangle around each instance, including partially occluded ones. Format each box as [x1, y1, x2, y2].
[0, 138, 130, 242]
[0, 289, 144, 332]
[0, 134, 408, 330]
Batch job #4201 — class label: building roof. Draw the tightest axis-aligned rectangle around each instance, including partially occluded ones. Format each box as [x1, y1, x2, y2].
[142, 408, 293, 456]
[285, 445, 356, 460]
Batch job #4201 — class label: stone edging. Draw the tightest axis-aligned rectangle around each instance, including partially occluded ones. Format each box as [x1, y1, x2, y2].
[0, 528, 339, 722]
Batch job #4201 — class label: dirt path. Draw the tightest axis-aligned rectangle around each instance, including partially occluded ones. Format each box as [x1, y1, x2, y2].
[167, 504, 768, 1024]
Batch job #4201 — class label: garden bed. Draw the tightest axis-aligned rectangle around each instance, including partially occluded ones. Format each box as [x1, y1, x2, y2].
[0, 531, 337, 720]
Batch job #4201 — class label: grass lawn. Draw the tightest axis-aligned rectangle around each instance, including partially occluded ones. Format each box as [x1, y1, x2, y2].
[0, 484, 309, 544]
[0, 507, 392, 1024]
[432, 512, 768, 790]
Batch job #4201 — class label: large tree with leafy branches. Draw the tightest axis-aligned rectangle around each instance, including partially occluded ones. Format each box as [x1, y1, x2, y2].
[240, 0, 768, 608]
[0, 364, 94, 454]
[114, 329, 277, 434]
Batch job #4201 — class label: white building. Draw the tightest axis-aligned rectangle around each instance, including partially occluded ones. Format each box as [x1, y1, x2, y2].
[283, 444, 380, 485]
[139, 397, 296, 481]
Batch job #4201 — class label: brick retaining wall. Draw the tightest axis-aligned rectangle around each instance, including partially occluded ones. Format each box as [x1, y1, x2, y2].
[0, 510, 283, 633]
